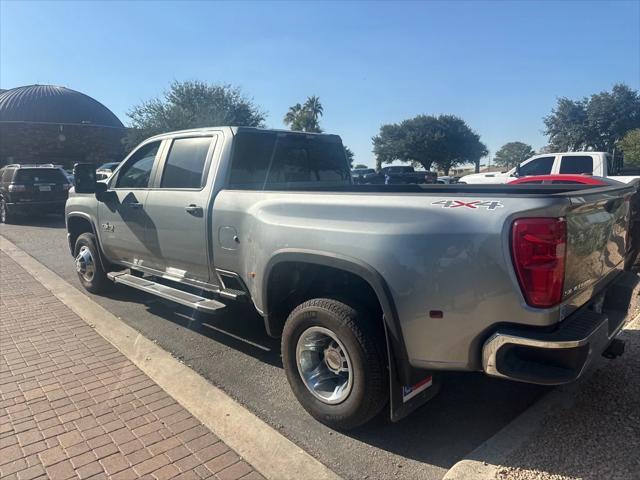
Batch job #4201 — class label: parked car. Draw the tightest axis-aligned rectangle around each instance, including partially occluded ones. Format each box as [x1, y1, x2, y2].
[459, 152, 639, 184]
[66, 127, 637, 429]
[0, 163, 71, 223]
[96, 161, 121, 181]
[508, 174, 622, 186]
[351, 168, 379, 184]
[436, 175, 460, 184]
[382, 166, 437, 184]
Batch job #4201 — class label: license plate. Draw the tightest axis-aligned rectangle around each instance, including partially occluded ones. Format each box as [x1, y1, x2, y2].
[38, 186, 51, 191]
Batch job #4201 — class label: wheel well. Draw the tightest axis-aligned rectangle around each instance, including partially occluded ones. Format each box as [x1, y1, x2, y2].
[265, 262, 384, 338]
[67, 216, 94, 253]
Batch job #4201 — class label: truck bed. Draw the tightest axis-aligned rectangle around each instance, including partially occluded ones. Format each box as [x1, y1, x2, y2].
[256, 182, 621, 195]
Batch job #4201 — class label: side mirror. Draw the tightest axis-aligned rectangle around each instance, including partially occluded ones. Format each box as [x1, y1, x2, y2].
[73, 163, 97, 193]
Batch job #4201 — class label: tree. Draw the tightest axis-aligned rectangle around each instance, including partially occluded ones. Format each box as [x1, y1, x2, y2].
[494, 142, 536, 169]
[618, 129, 640, 167]
[344, 146, 355, 168]
[372, 114, 487, 175]
[126, 81, 265, 148]
[353, 163, 368, 169]
[544, 84, 640, 153]
[283, 95, 324, 132]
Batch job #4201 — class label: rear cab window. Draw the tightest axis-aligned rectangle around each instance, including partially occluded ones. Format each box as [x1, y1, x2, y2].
[160, 136, 213, 189]
[559, 155, 593, 174]
[229, 131, 351, 189]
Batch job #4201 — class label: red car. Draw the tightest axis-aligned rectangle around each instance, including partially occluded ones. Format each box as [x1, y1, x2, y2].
[508, 174, 621, 186]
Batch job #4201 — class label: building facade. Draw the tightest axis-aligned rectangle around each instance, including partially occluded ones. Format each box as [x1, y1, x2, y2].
[0, 85, 127, 168]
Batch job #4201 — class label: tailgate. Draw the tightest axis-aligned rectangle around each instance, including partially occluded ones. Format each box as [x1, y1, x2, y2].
[564, 186, 633, 302]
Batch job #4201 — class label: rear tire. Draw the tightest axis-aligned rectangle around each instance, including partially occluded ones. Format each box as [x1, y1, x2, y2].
[74, 233, 110, 294]
[282, 297, 388, 430]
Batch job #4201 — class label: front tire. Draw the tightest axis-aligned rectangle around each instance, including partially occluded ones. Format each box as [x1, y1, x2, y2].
[74, 233, 110, 293]
[282, 298, 388, 430]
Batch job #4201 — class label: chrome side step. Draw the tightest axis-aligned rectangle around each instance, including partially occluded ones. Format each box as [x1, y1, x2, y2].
[217, 288, 247, 300]
[107, 272, 226, 313]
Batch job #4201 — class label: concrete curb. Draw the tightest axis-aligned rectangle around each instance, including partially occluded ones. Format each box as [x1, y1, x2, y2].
[444, 307, 640, 480]
[0, 235, 342, 480]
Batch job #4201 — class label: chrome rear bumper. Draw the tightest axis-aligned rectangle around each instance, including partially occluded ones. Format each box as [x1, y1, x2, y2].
[482, 271, 638, 385]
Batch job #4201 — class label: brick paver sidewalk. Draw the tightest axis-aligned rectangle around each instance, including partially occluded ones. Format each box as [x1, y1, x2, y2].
[0, 251, 264, 480]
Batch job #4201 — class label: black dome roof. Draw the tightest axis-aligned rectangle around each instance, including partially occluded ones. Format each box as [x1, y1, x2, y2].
[0, 85, 124, 128]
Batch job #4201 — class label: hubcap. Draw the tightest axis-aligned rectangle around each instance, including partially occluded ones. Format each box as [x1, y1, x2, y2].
[75, 246, 95, 282]
[296, 326, 353, 404]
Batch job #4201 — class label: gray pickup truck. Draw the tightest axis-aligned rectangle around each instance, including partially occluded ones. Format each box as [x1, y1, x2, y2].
[67, 127, 638, 429]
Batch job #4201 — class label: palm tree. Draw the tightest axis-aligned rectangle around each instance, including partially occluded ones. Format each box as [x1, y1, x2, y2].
[303, 95, 323, 120]
[283, 96, 324, 133]
[284, 103, 303, 127]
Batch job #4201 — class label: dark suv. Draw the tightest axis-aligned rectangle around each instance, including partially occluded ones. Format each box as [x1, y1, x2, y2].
[0, 164, 71, 223]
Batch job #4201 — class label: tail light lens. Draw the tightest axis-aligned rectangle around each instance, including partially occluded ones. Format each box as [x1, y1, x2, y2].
[7, 184, 28, 192]
[511, 218, 567, 308]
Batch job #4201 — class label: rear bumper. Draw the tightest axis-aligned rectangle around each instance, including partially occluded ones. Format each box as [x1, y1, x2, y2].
[482, 271, 638, 385]
[7, 200, 66, 213]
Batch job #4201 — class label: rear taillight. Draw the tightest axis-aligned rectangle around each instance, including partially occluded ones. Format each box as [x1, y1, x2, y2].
[7, 184, 27, 192]
[511, 217, 567, 308]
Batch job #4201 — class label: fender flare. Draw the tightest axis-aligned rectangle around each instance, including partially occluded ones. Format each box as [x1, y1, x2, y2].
[66, 212, 110, 272]
[262, 249, 413, 384]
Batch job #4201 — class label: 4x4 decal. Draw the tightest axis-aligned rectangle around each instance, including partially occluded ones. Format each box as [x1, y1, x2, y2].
[431, 200, 504, 210]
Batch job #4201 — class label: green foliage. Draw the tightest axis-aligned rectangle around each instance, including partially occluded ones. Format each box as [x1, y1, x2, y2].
[126, 81, 265, 149]
[372, 114, 487, 175]
[618, 129, 640, 166]
[344, 146, 355, 167]
[283, 95, 324, 132]
[544, 84, 640, 152]
[494, 142, 536, 169]
[353, 163, 368, 169]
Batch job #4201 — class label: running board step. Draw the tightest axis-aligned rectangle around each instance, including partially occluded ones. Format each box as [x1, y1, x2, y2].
[217, 288, 247, 300]
[107, 272, 226, 313]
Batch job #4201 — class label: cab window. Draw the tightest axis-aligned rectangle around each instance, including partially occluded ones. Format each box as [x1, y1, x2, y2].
[160, 137, 213, 189]
[519, 156, 555, 176]
[559, 156, 593, 174]
[116, 141, 161, 189]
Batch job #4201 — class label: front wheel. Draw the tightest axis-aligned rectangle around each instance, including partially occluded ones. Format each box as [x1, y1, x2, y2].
[281, 298, 388, 430]
[74, 233, 110, 293]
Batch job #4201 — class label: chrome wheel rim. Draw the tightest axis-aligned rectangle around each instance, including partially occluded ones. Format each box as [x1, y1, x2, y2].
[75, 246, 95, 282]
[296, 326, 353, 404]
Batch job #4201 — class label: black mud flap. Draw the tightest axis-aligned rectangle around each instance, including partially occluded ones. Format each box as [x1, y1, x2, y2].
[386, 332, 441, 422]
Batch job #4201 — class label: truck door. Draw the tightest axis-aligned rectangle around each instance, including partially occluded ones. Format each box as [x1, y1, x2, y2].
[97, 140, 163, 265]
[142, 134, 219, 285]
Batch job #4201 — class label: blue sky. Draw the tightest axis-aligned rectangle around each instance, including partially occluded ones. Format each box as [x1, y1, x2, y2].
[1, 0, 639, 167]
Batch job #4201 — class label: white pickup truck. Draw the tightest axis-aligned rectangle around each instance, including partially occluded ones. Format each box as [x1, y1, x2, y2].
[460, 152, 639, 184]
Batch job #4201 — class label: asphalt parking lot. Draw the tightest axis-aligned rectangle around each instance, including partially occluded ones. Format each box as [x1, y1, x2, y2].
[0, 216, 550, 480]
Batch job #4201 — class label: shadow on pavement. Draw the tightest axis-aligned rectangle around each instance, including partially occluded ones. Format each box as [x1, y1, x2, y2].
[100, 281, 549, 468]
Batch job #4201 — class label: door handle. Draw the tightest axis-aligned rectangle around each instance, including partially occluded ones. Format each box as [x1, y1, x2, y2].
[128, 202, 143, 209]
[185, 204, 203, 215]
